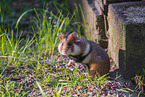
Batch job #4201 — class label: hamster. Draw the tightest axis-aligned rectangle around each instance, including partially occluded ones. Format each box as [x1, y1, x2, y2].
[58, 32, 110, 77]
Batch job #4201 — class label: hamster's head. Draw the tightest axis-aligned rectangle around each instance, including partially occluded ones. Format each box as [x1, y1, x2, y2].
[58, 32, 81, 56]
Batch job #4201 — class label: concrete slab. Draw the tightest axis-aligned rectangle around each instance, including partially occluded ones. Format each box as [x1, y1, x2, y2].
[108, 1, 145, 79]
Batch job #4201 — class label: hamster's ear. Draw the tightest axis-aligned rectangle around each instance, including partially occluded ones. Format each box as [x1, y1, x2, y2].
[58, 33, 66, 40]
[68, 32, 78, 41]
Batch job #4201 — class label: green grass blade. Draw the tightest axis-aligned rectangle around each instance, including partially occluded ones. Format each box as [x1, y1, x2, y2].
[15, 9, 34, 28]
[36, 81, 47, 97]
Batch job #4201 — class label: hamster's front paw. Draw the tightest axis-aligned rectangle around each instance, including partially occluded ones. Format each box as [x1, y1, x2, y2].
[67, 59, 76, 66]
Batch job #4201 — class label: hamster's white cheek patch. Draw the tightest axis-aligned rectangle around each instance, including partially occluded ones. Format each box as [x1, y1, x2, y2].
[66, 48, 72, 55]
[58, 43, 62, 54]
[71, 44, 81, 55]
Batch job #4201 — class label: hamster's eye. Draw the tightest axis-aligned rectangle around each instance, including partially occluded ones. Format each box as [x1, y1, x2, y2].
[61, 43, 63, 46]
[67, 42, 72, 47]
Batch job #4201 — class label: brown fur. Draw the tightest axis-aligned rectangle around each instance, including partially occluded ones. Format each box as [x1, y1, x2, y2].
[58, 32, 110, 77]
[87, 40, 110, 77]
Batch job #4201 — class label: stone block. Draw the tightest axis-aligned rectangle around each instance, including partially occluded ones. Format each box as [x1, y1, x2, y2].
[87, 0, 109, 48]
[67, 0, 97, 40]
[108, 1, 145, 79]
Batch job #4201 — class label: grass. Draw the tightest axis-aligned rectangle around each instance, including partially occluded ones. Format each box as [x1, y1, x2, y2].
[0, 2, 87, 96]
[132, 69, 145, 97]
[0, 4, 110, 95]
[0, 1, 144, 97]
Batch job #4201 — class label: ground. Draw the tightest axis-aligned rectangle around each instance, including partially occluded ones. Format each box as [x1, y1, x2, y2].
[0, 0, 145, 96]
[1, 54, 144, 96]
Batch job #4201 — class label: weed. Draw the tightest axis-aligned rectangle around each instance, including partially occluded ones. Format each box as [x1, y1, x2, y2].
[0, 1, 111, 97]
[133, 68, 145, 96]
[0, 81, 26, 97]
